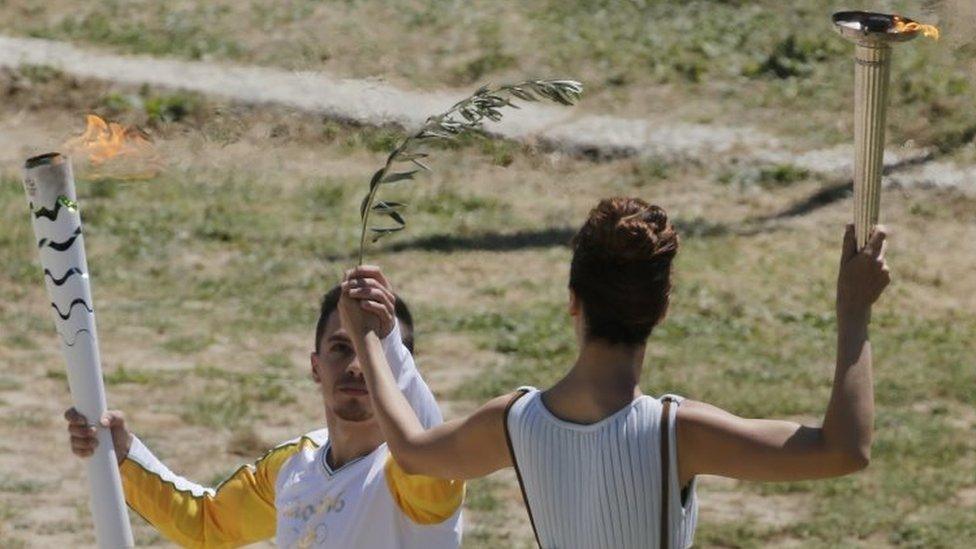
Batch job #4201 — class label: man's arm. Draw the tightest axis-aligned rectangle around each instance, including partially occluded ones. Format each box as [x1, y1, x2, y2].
[381, 320, 443, 429]
[66, 409, 295, 547]
[677, 225, 890, 485]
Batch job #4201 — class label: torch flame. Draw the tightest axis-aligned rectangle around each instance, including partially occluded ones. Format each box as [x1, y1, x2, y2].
[64, 115, 162, 180]
[67, 114, 151, 165]
[893, 16, 940, 40]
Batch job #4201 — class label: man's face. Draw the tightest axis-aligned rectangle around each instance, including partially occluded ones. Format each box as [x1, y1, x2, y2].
[311, 311, 374, 423]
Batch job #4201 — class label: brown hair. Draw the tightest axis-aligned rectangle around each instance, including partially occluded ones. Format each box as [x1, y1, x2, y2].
[569, 197, 679, 345]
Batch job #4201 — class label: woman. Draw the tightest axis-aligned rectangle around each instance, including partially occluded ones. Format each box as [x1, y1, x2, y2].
[339, 197, 890, 548]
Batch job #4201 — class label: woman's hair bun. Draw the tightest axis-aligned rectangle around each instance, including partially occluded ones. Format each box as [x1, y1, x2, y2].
[580, 198, 678, 264]
[569, 197, 680, 345]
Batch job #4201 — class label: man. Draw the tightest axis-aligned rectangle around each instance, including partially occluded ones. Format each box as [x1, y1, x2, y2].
[65, 273, 463, 548]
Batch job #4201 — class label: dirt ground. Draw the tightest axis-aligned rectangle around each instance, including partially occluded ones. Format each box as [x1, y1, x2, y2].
[1, 61, 974, 549]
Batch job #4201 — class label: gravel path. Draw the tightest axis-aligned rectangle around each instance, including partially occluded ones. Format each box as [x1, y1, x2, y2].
[0, 35, 971, 194]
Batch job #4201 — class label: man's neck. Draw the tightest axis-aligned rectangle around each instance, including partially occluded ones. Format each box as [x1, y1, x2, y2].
[324, 414, 384, 470]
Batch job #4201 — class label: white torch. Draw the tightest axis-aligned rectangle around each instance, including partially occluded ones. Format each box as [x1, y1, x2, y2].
[23, 152, 134, 548]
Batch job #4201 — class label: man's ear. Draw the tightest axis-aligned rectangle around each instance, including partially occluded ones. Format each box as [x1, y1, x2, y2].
[310, 352, 321, 384]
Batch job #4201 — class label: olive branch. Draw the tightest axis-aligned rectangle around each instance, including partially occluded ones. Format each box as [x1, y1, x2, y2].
[357, 79, 583, 265]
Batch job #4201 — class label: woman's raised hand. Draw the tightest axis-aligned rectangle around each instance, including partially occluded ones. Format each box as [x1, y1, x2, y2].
[837, 224, 891, 316]
[340, 265, 397, 338]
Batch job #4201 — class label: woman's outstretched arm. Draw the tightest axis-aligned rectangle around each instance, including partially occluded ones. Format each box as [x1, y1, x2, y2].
[677, 225, 890, 485]
[339, 268, 514, 480]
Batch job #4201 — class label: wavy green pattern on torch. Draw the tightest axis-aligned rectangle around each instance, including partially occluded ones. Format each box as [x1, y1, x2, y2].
[30, 195, 78, 220]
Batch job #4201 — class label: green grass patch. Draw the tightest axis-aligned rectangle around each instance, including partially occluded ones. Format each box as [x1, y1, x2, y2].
[144, 92, 203, 123]
[29, 2, 243, 61]
[0, 411, 49, 428]
[0, 475, 48, 494]
[0, 377, 25, 392]
[104, 365, 155, 385]
[464, 477, 505, 512]
[180, 388, 253, 430]
[718, 163, 812, 189]
[45, 369, 67, 382]
[16, 63, 64, 83]
[161, 335, 213, 355]
[179, 368, 297, 429]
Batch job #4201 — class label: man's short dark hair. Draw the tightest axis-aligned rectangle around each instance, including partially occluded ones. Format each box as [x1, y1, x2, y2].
[314, 285, 414, 353]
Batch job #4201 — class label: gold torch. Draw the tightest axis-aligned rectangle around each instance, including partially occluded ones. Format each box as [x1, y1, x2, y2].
[833, 11, 938, 247]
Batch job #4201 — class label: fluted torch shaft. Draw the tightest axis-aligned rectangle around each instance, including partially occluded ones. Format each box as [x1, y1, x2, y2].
[852, 43, 893, 248]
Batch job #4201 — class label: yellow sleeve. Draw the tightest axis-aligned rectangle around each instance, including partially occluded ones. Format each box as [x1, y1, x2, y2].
[120, 436, 305, 548]
[384, 455, 465, 525]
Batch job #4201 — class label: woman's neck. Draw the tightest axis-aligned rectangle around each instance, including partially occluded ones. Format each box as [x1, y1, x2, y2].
[543, 340, 646, 424]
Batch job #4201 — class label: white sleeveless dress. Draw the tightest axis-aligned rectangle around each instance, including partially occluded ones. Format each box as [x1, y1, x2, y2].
[505, 388, 698, 548]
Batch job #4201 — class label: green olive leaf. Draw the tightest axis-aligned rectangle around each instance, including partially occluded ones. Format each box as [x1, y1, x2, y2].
[356, 79, 583, 264]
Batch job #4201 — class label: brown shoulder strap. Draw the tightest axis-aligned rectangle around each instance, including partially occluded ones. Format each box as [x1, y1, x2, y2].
[660, 399, 672, 549]
[503, 389, 542, 547]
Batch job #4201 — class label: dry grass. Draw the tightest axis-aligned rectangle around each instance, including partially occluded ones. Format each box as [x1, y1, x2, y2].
[1, 53, 974, 549]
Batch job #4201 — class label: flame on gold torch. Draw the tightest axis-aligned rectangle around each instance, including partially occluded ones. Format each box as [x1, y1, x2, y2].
[892, 17, 940, 39]
[833, 11, 939, 247]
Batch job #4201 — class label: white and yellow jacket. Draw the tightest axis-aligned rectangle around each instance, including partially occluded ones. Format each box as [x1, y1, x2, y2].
[120, 323, 463, 548]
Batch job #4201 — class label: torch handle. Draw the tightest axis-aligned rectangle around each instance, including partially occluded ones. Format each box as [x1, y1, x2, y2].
[852, 43, 892, 248]
[23, 154, 134, 549]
